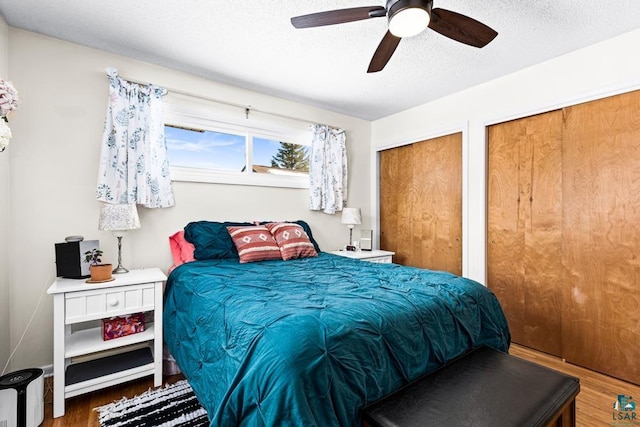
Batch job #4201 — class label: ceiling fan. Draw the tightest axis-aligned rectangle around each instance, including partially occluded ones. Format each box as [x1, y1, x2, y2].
[291, 0, 498, 73]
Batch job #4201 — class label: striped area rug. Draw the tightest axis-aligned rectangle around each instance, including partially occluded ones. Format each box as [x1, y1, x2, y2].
[95, 380, 209, 427]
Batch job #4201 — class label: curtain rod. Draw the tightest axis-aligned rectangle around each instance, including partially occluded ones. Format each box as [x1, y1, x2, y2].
[116, 73, 335, 129]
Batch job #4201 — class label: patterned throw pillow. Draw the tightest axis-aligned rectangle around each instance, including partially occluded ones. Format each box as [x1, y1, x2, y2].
[265, 222, 318, 261]
[226, 225, 282, 263]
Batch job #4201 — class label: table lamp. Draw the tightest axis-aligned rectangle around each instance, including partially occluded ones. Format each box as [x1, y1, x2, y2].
[98, 203, 141, 274]
[341, 207, 361, 251]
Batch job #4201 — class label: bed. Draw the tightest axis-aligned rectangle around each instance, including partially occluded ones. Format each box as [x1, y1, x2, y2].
[163, 221, 510, 426]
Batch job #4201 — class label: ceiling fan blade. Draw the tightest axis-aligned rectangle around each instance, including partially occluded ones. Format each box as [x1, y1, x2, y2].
[291, 6, 387, 29]
[368, 31, 401, 73]
[428, 8, 498, 48]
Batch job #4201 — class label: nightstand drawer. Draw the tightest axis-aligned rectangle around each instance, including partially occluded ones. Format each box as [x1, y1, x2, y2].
[367, 256, 393, 263]
[329, 249, 395, 263]
[65, 283, 155, 324]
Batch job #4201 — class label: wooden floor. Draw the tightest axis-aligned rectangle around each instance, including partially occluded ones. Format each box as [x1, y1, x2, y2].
[42, 344, 640, 426]
[509, 345, 640, 426]
[42, 373, 184, 427]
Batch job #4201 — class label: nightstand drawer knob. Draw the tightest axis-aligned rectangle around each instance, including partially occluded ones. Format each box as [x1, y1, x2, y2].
[108, 298, 119, 307]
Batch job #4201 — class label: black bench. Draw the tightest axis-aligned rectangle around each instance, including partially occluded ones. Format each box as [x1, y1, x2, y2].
[362, 346, 580, 427]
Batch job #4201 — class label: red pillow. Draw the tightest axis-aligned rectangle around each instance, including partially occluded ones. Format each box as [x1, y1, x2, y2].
[226, 225, 282, 263]
[265, 222, 318, 261]
[169, 230, 196, 271]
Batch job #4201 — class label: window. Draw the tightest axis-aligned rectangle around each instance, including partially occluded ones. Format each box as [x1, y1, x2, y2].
[164, 107, 310, 188]
[253, 137, 309, 174]
[165, 125, 246, 172]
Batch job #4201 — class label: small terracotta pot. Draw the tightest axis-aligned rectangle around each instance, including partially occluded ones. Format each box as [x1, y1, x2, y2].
[90, 264, 113, 282]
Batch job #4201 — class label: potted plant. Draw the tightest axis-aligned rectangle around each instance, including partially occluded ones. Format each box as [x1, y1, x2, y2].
[84, 248, 113, 282]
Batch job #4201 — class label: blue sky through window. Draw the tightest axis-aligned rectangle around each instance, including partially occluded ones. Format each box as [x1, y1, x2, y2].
[165, 126, 245, 171]
[165, 125, 304, 172]
[254, 137, 284, 167]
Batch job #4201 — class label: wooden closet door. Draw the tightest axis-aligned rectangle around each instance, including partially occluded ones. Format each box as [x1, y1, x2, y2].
[487, 111, 563, 357]
[380, 143, 412, 265]
[379, 133, 462, 274]
[562, 90, 640, 384]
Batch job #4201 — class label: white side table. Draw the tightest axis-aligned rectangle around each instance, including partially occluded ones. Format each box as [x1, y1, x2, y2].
[329, 249, 395, 263]
[47, 268, 166, 418]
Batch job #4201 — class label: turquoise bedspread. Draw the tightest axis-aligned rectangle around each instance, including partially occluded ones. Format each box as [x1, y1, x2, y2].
[163, 253, 510, 426]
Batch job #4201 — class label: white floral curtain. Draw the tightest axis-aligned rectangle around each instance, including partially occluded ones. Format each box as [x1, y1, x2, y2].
[96, 68, 175, 208]
[309, 124, 348, 214]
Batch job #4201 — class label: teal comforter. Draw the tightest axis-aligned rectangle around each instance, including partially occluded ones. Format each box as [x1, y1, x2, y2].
[163, 253, 510, 426]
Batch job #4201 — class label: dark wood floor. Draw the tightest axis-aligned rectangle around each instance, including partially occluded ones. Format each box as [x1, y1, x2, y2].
[43, 344, 640, 426]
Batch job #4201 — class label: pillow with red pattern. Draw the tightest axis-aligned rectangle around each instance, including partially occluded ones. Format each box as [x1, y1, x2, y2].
[265, 222, 318, 261]
[226, 225, 282, 263]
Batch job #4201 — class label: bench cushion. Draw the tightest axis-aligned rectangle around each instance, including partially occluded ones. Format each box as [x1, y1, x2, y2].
[362, 346, 580, 427]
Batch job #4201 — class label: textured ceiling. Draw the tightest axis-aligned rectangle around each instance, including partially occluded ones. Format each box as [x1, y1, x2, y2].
[1, 1, 640, 120]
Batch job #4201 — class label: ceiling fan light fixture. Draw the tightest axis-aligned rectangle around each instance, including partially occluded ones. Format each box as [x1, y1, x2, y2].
[387, 0, 432, 38]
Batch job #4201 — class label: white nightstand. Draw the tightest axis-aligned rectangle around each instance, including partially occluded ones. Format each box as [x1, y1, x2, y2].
[329, 249, 395, 263]
[47, 268, 166, 418]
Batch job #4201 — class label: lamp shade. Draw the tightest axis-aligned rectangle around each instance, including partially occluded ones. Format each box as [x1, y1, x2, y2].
[341, 208, 362, 226]
[98, 203, 141, 231]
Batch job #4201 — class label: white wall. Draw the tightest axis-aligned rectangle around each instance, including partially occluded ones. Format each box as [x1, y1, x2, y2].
[6, 28, 370, 371]
[0, 14, 10, 374]
[372, 28, 640, 286]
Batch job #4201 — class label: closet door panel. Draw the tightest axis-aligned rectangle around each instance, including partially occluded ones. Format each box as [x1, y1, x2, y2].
[488, 111, 563, 357]
[412, 133, 462, 274]
[380, 133, 462, 274]
[488, 121, 527, 346]
[380, 143, 413, 265]
[562, 90, 640, 384]
[524, 112, 563, 358]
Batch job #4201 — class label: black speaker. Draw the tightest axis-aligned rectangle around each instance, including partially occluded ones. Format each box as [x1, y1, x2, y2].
[54, 240, 99, 278]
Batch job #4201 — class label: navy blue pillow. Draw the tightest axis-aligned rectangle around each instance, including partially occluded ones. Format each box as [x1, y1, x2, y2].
[184, 221, 253, 260]
[184, 220, 320, 260]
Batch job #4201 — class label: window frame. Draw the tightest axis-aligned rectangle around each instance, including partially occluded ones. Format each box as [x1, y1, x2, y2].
[164, 104, 311, 189]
